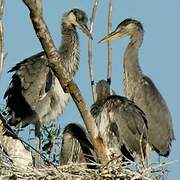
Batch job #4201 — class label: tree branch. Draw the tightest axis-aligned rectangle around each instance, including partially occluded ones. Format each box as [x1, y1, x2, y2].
[88, 0, 99, 102]
[22, 0, 108, 164]
[0, 0, 6, 78]
[107, 0, 112, 85]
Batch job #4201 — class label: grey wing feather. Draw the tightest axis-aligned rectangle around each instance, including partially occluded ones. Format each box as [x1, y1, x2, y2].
[60, 123, 97, 168]
[8, 52, 51, 108]
[4, 52, 55, 126]
[135, 75, 174, 155]
[96, 95, 148, 157]
[8, 52, 45, 72]
[18, 55, 50, 107]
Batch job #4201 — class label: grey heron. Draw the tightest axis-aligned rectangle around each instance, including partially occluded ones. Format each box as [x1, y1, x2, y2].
[4, 8, 92, 165]
[60, 123, 97, 168]
[90, 80, 148, 161]
[99, 18, 175, 156]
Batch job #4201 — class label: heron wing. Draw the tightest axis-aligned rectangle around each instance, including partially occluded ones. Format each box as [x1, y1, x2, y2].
[91, 97, 129, 158]
[4, 52, 54, 123]
[101, 95, 148, 156]
[134, 75, 174, 155]
[60, 123, 97, 168]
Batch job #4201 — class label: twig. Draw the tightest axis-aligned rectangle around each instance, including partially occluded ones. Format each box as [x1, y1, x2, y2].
[147, 159, 179, 173]
[0, 0, 5, 78]
[107, 0, 112, 85]
[88, 0, 99, 102]
[22, 0, 108, 164]
[1, 152, 177, 180]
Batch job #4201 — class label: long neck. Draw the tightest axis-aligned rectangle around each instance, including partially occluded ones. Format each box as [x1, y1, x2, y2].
[123, 31, 144, 80]
[96, 92, 110, 103]
[59, 22, 79, 78]
[91, 89, 110, 117]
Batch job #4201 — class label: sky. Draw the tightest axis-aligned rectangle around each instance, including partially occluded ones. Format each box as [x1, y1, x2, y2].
[0, 0, 179, 179]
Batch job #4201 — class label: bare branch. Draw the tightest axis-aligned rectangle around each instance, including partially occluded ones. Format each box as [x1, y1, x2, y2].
[88, 0, 100, 102]
[0, 0, 5, 78]
[22, 0, 108, 164]
[107, 0, 112, 85]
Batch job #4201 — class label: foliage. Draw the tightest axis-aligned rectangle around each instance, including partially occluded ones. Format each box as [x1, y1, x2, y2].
[41, 122, 61, 163]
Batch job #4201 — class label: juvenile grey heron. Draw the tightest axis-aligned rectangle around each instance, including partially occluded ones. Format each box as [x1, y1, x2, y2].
[4, 8, 92, 165]
[60, 123, 97, 168]
[90, 80, 148, 161]
[99, 18, 175, 156]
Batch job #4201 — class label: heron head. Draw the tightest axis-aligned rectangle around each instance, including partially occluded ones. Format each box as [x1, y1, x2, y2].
[99, 18, 143, 43]
[63, 8, 92, 39]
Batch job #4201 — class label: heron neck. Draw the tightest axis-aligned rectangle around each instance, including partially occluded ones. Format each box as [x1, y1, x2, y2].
[96, 86, 111, 102]
[123, 32, 143, 80]
[59, 23, 79, 78]
[96, 94, 109, 103]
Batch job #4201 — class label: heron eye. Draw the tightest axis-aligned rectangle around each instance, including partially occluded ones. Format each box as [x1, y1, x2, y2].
[77, 17, 83, 23]
[69, 9, 75, 15]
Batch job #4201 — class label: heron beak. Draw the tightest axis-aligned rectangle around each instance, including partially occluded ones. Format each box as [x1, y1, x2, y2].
[78, 23, 93, 40]
[99, 28, 128, 43]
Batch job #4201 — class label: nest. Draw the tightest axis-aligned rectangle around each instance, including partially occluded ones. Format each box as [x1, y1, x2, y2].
[0, 147, 174, 180]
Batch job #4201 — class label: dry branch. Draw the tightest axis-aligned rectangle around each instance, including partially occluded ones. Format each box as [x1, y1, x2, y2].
[88, 0, 100, 102]
[0, 0, 5, 78]
[22, 0, 108, 164]
[107, 0, 112, 84]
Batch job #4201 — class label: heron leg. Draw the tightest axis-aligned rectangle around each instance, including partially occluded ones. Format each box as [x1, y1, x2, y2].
[158, 155, 161, 163]
[146, 143, 152, 177]
[15, 121, 23, 135]
[34, 121, 41, 167]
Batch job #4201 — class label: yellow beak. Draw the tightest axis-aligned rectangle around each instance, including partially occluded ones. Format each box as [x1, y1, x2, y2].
[99, 28, 128, 43]
[78, 23, 93, 40]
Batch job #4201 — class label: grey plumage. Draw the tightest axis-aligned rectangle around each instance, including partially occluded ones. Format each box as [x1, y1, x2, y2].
[90, 80, 148, 160]
[99, 18, 175, 156]
[60, 123, 97, 168]
[4, 8, 91, 166]
[4, 8, 91, 128]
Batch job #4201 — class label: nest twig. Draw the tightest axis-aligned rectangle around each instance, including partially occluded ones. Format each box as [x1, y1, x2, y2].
[0, 148, 177, 180]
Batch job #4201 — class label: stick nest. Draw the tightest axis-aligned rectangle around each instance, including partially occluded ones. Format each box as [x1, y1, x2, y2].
[1, 148, 173, 180]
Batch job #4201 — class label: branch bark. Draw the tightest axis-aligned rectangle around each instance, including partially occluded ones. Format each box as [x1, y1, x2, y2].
[107, 0, 112, 85]
[0, 0, 5, 78]
[88, 0, 99, 102]
[22, 0, 108, 164]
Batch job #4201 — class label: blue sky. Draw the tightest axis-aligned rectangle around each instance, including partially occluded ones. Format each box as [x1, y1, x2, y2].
[0, 0, 179, 178]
